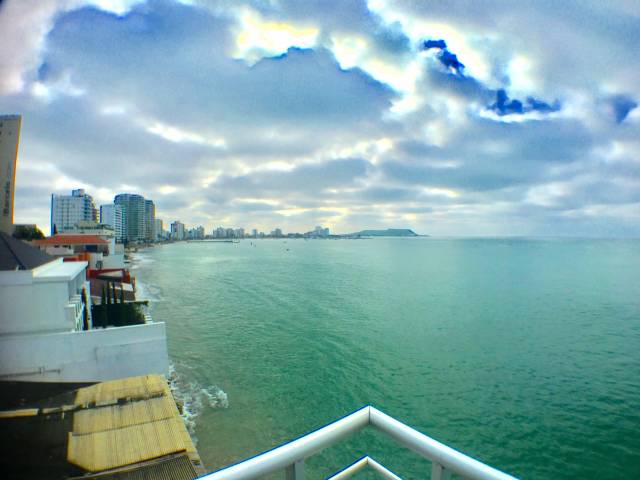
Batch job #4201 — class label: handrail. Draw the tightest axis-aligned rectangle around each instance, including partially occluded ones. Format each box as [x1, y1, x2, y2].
[199, 406, 518, 480]
[370, 407, 515, 480]
[200, 407, 369, 480]
[327, 456, 402, 480]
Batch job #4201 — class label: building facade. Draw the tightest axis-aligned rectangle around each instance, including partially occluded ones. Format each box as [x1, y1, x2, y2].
[0, 115, 21, 234]
[100, 204, 124, 242]
[144, 199, 155, 242]
[114, 193, 145, 243]
[0, 231, 169, 383]
[170, 221, 185, 240]
[154, 218, 163, 241]
[51, 189, 98, 234]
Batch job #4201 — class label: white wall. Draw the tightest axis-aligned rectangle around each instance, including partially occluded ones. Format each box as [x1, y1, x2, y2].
[0, 259, 88, 335]
[0, 271, 76, 334]
[0, 322, 169, 383]
[101, 253, 125, 269]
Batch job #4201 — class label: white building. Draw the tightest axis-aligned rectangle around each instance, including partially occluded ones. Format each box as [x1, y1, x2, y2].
[34, 232, 124, 270]
[0, 232, 168, 383]
[170, 220, 185, 240]
[51, 189, 98, 234]
[313, 225, 330, 238]
[0, 114, 20, 235]
[188, 225, 204, 240]
[100, 204, 124, 242]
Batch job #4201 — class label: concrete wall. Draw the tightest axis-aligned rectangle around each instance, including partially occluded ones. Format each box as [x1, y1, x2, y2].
[0, 322, 169, 383]
[0, 270, 76, 334]
[101, 253, 125, 269]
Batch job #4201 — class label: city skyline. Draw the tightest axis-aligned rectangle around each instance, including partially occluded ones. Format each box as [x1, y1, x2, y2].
[0, 1, 638, 237]
[47, 185, 337, 239]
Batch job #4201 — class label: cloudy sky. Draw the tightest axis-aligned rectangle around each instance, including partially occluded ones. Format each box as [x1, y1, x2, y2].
[1, 0, 639, 236]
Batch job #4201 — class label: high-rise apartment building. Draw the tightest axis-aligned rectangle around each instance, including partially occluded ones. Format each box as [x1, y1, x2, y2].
[144, 199, 155, 242]
[100, 204, 124, 242]
[170, 220, 185, 240]
[0, 115, 21, 234]
[189, 225, 204, 240]
[51, 188, 97, 234]
[114, 193, 145, 243]
[154, 218, 163, 241]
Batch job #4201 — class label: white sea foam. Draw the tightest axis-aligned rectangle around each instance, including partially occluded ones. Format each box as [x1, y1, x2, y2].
[128, 251, 155, 270]
[135, 280, 164, 303]
[168, 364, 229, 444]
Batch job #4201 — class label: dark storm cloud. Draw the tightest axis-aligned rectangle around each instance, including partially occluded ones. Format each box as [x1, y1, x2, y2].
[607, 94, 638, 123]
[437, 49, 465, 75]
[489, 89, 560, 116]
[421, 39, 465, 75]
[423, 39, 447, 50]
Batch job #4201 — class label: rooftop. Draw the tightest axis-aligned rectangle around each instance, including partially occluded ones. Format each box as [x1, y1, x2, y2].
[0, 232, 56, 271]
[34, 235, 109, 246]
[35, 260, 87, 281]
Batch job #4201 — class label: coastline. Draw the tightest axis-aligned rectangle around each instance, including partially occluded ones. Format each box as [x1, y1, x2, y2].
[126, 245, 229, 448]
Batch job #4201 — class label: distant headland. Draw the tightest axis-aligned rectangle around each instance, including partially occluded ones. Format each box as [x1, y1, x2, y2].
[344, 228, 421, 238]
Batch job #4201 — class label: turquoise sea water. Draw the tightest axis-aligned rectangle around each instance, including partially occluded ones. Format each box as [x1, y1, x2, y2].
[133, 238, 640, 479]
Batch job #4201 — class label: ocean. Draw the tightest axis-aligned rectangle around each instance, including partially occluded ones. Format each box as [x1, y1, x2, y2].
[132, 238, 640, 479]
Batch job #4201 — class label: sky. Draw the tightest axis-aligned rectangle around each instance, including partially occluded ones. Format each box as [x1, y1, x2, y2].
[0, 0, 639, 237]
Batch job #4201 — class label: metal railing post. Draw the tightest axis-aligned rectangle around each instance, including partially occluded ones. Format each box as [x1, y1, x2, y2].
[285, 459, 305, 480]
[432, 463, 452, 480]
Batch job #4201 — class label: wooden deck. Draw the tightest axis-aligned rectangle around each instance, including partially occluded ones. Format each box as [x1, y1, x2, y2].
[67, 375, 204, 476]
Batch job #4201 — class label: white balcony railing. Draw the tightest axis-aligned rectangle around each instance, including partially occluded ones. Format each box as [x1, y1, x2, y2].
[66, 294, 84, 330]
[200, 406, 518, 480]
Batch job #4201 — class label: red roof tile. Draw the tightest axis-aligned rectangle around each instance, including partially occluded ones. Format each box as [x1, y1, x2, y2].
[34, 235, 109, 246]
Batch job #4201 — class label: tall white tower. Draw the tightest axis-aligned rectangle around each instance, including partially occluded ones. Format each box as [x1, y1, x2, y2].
[0, 115, 21, 234]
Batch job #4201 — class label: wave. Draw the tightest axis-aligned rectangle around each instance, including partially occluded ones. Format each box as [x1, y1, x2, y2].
[168, 364, 229, 444]
[135, 280, 165, 303]
[128, 251, 155, 270]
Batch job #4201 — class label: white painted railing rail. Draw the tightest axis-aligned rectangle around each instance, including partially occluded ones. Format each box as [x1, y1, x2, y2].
[199, 406, 518, 480]
[327, 456, 402, 480]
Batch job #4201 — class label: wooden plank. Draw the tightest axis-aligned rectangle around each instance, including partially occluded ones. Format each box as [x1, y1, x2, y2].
[68, 418, 188, 472]
[73, 397, 176, 434]
[68, 374, 205, 474]
[75, 375, 166, 406]
[0, 408, 39, 418]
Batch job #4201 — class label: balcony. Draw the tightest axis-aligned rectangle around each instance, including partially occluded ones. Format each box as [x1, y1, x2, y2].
[65, 293, 84, 330]
[201, 406, 517, 480]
